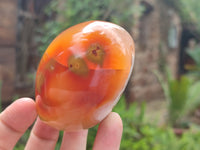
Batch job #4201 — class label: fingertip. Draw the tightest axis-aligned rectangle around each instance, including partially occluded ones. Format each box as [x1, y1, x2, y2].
[0, 97, 37, 149]
[16, 97, 36, 108]
[0, 97, 37, 133]
[103, 112, 123, 130]
[101, 112, 123, 139]
[17, 97, 36, 104]
[93, 112, 123, 150]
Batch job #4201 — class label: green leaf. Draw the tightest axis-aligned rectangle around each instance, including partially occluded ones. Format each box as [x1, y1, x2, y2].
[168, 76, 192, 124]
[185, 81, 200, 113]
[187, 47, 200, 66]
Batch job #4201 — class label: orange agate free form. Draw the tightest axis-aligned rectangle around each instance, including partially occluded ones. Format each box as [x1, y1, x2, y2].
[35, 21, 135, 131]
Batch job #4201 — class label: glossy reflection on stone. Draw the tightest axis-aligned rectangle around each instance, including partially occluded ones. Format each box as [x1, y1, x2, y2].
[35, 20, 135, 131]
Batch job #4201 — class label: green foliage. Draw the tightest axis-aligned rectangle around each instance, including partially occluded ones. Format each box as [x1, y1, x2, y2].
[87, 124, 98, 149]
[86, 95, 147, 149]
[55, 131, 64, 150]
[186, 81, 200, 111]
[168, 76, 192, 125]
[179, 0, 200, 27]
[187, 47, 200, 66]
[87, 95, 200, 150]
[178, 131, 200, 150]
[115, 96, 148, 150]
[37, 0, 144, 55]
[186, 45, 200, 79]
[164, 0, 200, 32]
[156, 69, 200, 126]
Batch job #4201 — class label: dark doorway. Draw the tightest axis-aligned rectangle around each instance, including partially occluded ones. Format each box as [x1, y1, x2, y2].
[179, 28, 199, 75]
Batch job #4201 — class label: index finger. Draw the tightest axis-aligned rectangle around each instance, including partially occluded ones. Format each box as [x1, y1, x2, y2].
[0, 98, 37, 149]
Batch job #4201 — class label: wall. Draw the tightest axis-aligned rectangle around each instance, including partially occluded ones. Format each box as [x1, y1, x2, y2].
[0, 0, 17, 102]
[126, 0, 182, 102]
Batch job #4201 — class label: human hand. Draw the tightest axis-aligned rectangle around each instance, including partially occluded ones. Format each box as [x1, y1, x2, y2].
[0, 98, 123, 150]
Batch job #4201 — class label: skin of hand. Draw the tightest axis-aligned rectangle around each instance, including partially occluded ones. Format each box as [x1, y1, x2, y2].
[0, 98, 123, 150]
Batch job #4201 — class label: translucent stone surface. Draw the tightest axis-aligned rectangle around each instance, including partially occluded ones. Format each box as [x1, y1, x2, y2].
[35, 21, 135, 131]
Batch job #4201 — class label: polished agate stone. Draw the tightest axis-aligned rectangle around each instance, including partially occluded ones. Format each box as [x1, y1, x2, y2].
[35, 20, 135, 131]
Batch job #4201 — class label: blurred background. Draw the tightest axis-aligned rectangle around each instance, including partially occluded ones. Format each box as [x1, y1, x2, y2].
[1, 0, 200, 149]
